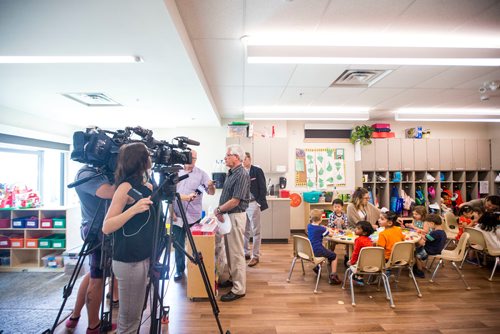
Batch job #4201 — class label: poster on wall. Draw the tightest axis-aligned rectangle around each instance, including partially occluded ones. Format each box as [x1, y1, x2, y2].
[296, 148, 346, 188]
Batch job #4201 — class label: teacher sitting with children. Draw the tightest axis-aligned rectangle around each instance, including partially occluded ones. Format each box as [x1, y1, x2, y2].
[347, 187, 381, 229]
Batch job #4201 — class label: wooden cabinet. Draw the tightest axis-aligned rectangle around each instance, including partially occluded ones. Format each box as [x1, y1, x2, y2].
[477, 139, 491, 170]
[0, 207, 79, 272]
[492, 139, 500, 170]
[228, 137, 288, 173]
[439, 139, 453, 170]
[388, 139, 401, 171]
[361, 143, 376, 171]
[465, 140, 478, 171]
[187, 234, 215, 299]
[262, 199, 290, 241]
[413, 139, 427, 171]
[452, 139, 465, 170]
[401, 139, 414, 171]
[374, 139, 388, 171]
[252, 137, 271, 172]
[226, 137, 253, 159]
[426, 139, 440, 171]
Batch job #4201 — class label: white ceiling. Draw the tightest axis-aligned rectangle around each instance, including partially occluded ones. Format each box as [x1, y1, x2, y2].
[0, 0, 500, 135]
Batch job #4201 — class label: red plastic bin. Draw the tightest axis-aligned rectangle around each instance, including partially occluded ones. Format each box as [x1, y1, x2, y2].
[10, 236, 24, 248]
[0, 235, 10, 248]
[25, 237, 39, 248]
[0, 218, 10, 228]
[40, 218, 53, 229]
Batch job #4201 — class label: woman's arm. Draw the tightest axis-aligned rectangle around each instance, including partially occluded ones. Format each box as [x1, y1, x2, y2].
[103, 183, 153, 234]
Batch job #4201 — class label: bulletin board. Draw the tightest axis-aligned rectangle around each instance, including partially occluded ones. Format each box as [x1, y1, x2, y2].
[295, 148, 346, 188]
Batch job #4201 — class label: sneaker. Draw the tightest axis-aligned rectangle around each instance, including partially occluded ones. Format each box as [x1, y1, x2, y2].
[86, 323, 117, 334]
[65, 316, 80, 329]
[353, 276, 364, 286]
[329, 273, 342, 285]
[385, 269, 392, 277]
[413, 267, 425, 279]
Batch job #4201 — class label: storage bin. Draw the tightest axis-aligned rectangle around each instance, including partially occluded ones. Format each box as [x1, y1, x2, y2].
[227, 125, 248, 138]
[51, 234, 66, 248]
[10, 236, 24, 248]
[303, 191, 322, 203]
[40, 218, 53, 228]
[11, 218, 26, 228]
[38, 235, 53, 248]
[25, 217, 39, 228]
[42, 252, 63, 268]
[25, 237, 38, 248]
[0, 235, 11, 248]
[0, 256, 10, 266]
[52, 218, 66, 229]
[0, 218, 10, 228]
[371, 123, 390, 129]
[372, 132, 395, 138]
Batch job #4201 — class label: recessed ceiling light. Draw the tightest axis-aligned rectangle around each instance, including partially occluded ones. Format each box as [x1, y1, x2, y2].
[395, 108, 500, 122]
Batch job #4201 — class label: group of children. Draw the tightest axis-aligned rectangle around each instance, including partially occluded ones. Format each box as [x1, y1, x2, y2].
[307, 199, 451, 285]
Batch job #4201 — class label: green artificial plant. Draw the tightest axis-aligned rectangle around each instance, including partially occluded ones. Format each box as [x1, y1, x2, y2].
[350, 125, 374, 145]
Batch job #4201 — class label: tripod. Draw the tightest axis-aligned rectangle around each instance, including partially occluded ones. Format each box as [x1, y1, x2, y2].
[45, 199, 115, 334]
[144, 168, 230, 334]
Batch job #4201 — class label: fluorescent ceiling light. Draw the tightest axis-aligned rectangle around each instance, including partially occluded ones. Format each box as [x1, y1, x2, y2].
[244, 106, 369, 121]
[0, 56, 143, 63]
[247, 45, 500, 66]
[395, 108, 500, 122]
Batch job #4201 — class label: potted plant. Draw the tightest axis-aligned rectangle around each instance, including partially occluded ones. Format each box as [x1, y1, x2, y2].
[350, 125, 374, 145]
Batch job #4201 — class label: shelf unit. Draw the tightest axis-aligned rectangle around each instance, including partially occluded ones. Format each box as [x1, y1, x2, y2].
[303, 202, 349, 231]
[362, 170, 491, 215]
[0, 207, 79, 271]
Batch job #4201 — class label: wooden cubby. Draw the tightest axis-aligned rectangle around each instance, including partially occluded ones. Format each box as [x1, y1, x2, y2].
[0, 207, 80, 272]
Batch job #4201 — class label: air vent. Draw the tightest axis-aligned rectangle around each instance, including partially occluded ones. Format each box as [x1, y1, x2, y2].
[331, 69, 392, 88]
[62, 93, 121, 107]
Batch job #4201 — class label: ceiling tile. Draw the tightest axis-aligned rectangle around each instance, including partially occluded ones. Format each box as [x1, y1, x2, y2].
[343, 88, 404, 107]
[244, 63, 296, 86]
[375, 88, 446, 109]
[288, 64, 347, 87]
[245, 0, 329, 34]
[416, 67, 495, 89]
[279, 87, 326, 105]
[244, 86, 284, 106]
[210, 86, 243, 111]
[319, 0, 413, 33]
[313, 87, 366, 106]
[455, 68, 500, 89]
[175, 0, 244, 39]
[372, 66, 448, 88]
[192, 39, 244, 86]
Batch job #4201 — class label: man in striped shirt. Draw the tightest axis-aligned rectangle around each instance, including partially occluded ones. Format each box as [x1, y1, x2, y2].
[214, 144, 250, 302]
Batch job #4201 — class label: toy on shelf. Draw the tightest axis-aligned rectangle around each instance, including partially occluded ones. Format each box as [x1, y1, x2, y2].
[0, 183, 41, 209]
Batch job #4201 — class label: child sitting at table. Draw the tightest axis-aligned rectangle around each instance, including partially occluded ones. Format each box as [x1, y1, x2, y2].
[328, 198, 349, 229]
[347, 221, 375, 285]
[377, 210, 405, 261]
[456, 204, 474, 241]
[307, 209, 342, 285]
[405, 205, 429, 234]
[413, 214, 447, 278]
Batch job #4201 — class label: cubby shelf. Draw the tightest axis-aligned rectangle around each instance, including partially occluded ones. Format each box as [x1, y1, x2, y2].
[0, 207, 80, 271]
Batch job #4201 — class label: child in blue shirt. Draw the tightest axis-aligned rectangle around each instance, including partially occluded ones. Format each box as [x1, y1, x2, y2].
[308, 209, 341, 284]
[413, 213, 447, 278]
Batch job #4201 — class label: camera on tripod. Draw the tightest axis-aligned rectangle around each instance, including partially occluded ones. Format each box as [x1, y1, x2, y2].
[70, 126, 197, 176]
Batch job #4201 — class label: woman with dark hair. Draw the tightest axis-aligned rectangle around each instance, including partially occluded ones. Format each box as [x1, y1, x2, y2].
[346, 187, 380, 229]
[474, 212, 500, 252]
[103, 142, 155, 334]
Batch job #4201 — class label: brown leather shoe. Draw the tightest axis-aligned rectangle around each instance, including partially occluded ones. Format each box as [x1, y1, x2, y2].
[248, 258, 259, 267]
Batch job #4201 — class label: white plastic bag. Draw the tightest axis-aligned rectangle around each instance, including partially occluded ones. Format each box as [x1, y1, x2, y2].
[217, 214, 232, 235]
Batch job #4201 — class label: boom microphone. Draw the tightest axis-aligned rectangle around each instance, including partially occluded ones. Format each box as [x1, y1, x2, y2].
[175, 136, 200, 146]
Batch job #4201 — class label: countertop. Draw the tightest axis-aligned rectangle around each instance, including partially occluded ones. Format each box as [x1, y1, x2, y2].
[266, 196, 291, 201]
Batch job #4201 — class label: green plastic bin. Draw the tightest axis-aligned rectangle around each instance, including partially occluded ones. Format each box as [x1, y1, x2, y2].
[52, 218, 66, 229]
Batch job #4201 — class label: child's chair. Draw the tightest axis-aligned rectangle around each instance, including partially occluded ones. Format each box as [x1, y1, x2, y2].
[460, 227, 487, 269]
[383, 241, 422, 298]
[287, 235, 327, 293]
[429, 232, 471, 290]
[443, 212, 459, 248]
[342, 246, 395, 308]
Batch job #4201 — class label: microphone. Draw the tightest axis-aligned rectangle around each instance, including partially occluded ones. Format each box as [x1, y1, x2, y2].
[194, 184, 208, 196]
[175, 136, 200, 146]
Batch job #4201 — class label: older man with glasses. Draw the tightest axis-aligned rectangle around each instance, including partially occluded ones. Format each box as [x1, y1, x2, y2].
[214, 144, 250, 302]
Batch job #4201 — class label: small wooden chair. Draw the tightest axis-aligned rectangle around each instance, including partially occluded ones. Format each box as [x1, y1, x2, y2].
[287, 235, 327, 293]
[342, 246, 395, 308]
[430, 232, 471, 290]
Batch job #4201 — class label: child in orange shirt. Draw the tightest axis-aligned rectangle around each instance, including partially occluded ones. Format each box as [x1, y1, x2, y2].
[456, 205, 474, 240]
[377, 210, 405, 261]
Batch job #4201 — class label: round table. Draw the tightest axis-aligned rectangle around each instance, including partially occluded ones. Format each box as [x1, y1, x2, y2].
[325, 228, 421, 258]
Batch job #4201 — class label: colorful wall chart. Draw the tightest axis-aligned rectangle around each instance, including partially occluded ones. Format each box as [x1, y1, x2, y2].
[295, 148, 346, 188]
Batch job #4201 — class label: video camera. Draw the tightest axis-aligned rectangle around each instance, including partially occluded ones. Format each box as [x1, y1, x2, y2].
[70, 126, 198, 178]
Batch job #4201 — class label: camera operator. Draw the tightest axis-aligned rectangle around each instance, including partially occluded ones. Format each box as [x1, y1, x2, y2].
[213, 144, 250, 302]
[65, 165, 117, 333]
[172, 150, 215, 282]
[103, 142, 155, 334]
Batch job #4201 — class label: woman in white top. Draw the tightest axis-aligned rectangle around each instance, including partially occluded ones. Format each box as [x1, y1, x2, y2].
[475, 212, 500, 251]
